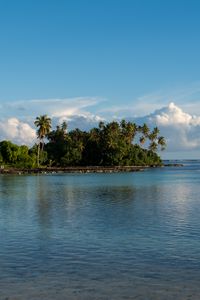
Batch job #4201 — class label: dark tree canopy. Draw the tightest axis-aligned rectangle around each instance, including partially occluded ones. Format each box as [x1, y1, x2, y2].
[0, 118, 166, 168]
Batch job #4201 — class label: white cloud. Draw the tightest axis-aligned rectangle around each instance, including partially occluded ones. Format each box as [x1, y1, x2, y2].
[0, 97, 105, 145]
[150, 102, 200, 126]
[57, 113, 104, 131]
[138, 102, 200, 152]
[0, 95, 199, 158]
[101, 81, 200, 119]
[0, 118, 36, 145]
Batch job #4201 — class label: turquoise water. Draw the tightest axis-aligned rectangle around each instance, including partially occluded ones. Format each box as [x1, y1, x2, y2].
[0, 162, 200, 299]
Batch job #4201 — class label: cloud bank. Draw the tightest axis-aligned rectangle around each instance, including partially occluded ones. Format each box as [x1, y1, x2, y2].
[0, 97, 105, 145]
[0, 97, 199, 158]
[143, 102, 200, 152]
[0, 118, 36, 145]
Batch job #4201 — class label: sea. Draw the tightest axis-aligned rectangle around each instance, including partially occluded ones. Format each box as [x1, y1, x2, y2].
[0, 161, 200, 299]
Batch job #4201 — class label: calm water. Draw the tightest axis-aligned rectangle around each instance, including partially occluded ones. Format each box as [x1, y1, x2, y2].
[1, 162, 200, 299]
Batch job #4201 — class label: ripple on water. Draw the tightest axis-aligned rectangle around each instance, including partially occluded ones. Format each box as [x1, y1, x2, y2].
[0, 165, 200, 299]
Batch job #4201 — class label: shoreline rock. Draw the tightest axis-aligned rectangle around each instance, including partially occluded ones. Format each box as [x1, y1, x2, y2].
[0, 166, 149, 175]
[0, 164, 184, 175]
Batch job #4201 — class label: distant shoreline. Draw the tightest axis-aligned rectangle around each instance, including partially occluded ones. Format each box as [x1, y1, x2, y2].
[0, 164, 183, 175]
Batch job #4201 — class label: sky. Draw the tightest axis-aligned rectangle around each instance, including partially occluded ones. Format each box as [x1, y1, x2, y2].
[0, 0, 200, 159]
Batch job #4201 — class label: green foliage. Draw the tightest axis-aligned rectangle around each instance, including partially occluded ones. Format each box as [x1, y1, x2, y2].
[34, 115, 52, 167]
[45, 122, 70, 166]
[45, 120, 165, 167]
[0, 141, 37, 168]
[0, 119, 166, 168]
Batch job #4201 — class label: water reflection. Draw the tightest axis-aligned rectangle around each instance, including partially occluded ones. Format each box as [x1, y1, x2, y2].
[0, 169, 200, 299]
[35, 176, 53, 229]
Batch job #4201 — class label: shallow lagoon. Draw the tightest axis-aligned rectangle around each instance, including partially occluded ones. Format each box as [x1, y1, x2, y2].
[1, 162, 200, 299]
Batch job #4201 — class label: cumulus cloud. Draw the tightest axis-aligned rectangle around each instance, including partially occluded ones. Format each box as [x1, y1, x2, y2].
[151, 102, 200, 126]
[57, 113, 104, 131]
[0, 97, 106, 145]
[0, 118, 36, 145]
[100, 81, 200, 119]
[0, 114, 103, 146]
[0, 96, 200, 157]
[136, 102, 200, 152]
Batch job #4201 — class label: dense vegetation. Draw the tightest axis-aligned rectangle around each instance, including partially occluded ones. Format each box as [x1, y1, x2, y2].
[0, 116, 166, 168]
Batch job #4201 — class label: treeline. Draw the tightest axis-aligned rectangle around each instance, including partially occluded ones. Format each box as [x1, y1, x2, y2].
[0, 116, 166, 168]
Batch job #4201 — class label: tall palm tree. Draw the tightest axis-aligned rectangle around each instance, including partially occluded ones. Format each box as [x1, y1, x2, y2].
[98, 121, 105, 130]
[34, 115, 52, 167]
[158, 136, 166, 151]
[149, 127, 160, 141]
[139, 136, 146, 145]
[142, 123, 150, 137]
[148, 127, 166, 152]
[61, 121, 68, 133]
[120, 120, 137, 144]
[149, 141, 158, 152]
[138, 123, 150, 145]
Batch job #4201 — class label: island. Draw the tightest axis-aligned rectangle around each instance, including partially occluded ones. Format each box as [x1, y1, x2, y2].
[0, 116, 166, 172]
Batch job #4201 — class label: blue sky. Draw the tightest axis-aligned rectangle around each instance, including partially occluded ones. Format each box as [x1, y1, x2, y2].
[0, 0, 200, 158]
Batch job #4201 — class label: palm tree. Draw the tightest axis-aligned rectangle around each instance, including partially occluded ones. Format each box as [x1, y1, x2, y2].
[149, 127, 160, 140]
[120, 120, 137, 144]
[99, 121, 105, 130]
[148, 127, 166, 152]
[61, 121, 68, 133]
[139, 136, 146, 145]
[34, 115, 52, 167]
[158, 136, 166, 151]
[149, 141, 158, 152]
[142, 123, 150, 137]
[138, 123, 150, 145]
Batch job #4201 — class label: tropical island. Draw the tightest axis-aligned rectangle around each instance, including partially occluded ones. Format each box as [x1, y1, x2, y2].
[0, 115, 166, 173]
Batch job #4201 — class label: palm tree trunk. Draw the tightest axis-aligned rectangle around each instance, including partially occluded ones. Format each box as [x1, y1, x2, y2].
[37, 142, 40, 167]
[37, 134, 42, 167]
[41, 139, 44, 153]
